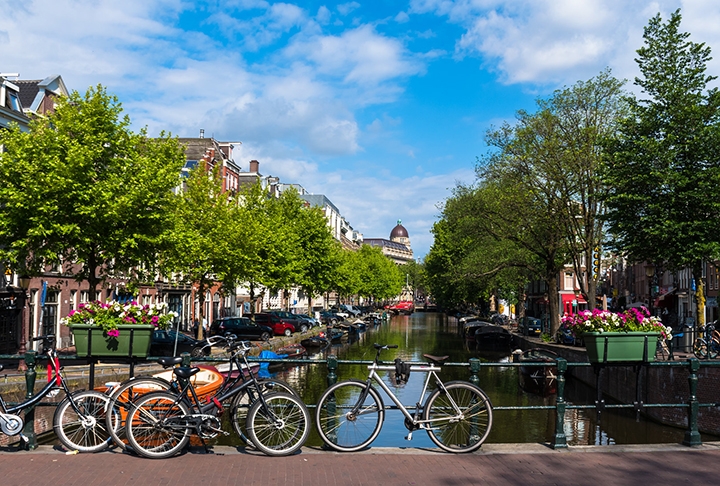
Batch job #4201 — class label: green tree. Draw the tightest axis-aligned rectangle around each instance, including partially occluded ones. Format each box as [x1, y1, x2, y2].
[0, 85, 185, 298]
[603, 9, 720, 326]
[161, 164, 235, 339]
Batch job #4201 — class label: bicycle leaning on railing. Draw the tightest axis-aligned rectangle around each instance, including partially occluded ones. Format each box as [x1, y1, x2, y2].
[0, 335, 118, 452]
[315, 343, 493, 453]
[693, 321, 720, 359]
[104, 335, 297, 451]
[123, 337, 310, 458]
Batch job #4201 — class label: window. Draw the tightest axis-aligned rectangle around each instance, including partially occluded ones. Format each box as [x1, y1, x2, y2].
[42, 290, 58, 337]
[8, 92, 21, 111]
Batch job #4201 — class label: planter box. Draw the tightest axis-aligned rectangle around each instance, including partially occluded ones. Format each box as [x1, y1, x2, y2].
[70, 323, 154, 357]
[583, 331, 660, 363]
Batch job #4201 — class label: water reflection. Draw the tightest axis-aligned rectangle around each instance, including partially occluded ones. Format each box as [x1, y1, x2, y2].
[256, 312, 704, 448]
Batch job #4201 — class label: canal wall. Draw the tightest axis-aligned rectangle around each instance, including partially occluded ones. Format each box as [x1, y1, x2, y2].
[512, 335, 720, 437]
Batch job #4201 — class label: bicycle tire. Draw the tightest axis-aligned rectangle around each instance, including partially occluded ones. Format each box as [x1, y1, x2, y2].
[53, 390, 119, 453]
[655, 339, 669, 361]
[105, 376, 173, 450]
[315, 379, 384, 452]
[229, 378, 298, 447]
[709, 341, 720, 359]
[245, 392, 310, 456]
[124, 391, 191, 459]
[693, 338, 708, 359]
[423, 381, 493, 453]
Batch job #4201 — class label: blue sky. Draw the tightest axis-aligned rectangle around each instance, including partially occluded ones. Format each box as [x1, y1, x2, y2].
[3, 1, 720, 258]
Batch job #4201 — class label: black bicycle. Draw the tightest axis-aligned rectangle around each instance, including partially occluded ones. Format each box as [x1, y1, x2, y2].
[0, 335, 118, 452]
[123, 337, 310, 458]
[104, 336, 297, 450]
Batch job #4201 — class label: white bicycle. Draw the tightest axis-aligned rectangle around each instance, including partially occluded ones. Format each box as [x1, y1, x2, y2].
[315, 343, 493, 453]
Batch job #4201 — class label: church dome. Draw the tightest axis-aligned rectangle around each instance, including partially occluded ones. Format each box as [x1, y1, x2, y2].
[390, 220, 409, 239]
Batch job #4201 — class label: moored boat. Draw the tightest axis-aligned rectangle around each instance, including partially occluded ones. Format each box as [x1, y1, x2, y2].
[517, 348, 558, 396]
[474, 324, 512, 348]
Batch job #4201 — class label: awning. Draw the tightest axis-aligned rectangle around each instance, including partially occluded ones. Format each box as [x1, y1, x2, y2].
[654, 288, 676, 307]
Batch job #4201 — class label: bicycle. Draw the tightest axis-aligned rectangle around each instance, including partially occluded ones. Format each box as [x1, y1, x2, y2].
[0, 335, 118, 452]
[655, 333, 672, 360]
[693, 321, 720, 359]
[123, 338, 309, 458]
[104, 335, 297, 450]
[315, 343, 493, 453]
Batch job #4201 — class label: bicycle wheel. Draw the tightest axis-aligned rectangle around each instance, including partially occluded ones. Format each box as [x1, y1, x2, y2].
[655, 339, 669, 361]
[53, 390, 119, 453]
[106, 376, 173, 450]
[693, 338, 708, 359]
[246, 392, 310, 456]
[315, 380, 384, 452]
[709, 341, 720, 359]
[423, 381, 493, 453]
[124, 391, 191, 459]
[229, 378, 298, 446]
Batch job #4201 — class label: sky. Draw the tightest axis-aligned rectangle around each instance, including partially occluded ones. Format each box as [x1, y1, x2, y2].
[3, 0, 720, 259]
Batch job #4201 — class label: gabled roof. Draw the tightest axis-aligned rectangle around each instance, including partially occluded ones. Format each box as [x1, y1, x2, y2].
[16, 75, 68, 115]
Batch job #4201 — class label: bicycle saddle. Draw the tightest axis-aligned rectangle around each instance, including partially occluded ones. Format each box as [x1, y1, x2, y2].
[157, 356, 184, 368]
[423, 354, 449, 365]
[174, 366, 201, 379]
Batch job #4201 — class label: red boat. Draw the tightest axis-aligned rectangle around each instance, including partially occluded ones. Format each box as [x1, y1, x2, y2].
[385, 301, 415, 315]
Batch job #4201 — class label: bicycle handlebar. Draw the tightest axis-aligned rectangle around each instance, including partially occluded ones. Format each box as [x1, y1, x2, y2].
[373, 343, 398, 349]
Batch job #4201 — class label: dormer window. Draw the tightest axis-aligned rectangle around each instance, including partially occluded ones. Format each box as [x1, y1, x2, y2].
[8, 92, 21, 111]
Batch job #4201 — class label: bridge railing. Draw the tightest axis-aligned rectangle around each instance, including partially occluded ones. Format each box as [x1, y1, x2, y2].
[2, 351, 719, 450]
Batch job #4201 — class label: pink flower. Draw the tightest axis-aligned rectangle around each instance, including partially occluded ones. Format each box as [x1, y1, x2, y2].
[107, 329, 120, 338]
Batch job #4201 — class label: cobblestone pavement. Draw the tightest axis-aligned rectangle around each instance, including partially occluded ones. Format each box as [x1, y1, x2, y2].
[1, 443, 718, 486]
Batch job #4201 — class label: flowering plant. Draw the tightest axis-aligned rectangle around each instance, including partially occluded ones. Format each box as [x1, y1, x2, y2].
[562, 307, 671, 340]
[62, 301, 177, 337]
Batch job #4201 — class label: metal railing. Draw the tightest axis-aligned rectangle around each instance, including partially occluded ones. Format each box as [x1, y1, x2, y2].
[2, 351, 720, 450]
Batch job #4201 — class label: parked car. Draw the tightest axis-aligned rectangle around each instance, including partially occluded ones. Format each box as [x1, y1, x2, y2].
[253, 313, 297, 336]
[149, 330, 210, 357]
[297, 313, 321, 327]
[319, 310, 343, 324]
[209, 316, 273, 341]
[519, 317, 543, 336]
[340, 304, 362, 317]
[266, 310, 312, 332]
[329, 306, 350, 319]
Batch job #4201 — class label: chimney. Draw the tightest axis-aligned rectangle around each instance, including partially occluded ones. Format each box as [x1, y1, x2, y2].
[249, 160, 259, 173]
[200, 129, 205, 139]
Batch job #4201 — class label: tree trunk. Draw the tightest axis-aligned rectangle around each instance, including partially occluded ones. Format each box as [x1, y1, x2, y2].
[546, 273, 560, 335]
[694, 264, 706, 328]
[197, 279, 206, 340]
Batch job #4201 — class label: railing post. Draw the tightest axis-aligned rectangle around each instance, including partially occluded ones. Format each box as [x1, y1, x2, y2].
[552, 357, 568, 449]
[22, 350, 38, 450]
[469, 358, 480, 386]
[327, 355, 338, 386]
[683, 358, 702, 446]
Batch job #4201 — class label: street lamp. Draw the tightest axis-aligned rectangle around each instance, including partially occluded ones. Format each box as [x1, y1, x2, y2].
[17, 275, 31, 371]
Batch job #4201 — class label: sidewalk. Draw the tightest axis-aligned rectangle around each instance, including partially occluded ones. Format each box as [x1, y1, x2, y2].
[1, 442, 718, 486]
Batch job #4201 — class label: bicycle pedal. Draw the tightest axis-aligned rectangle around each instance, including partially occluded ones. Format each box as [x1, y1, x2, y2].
[405, 432, 413, 441]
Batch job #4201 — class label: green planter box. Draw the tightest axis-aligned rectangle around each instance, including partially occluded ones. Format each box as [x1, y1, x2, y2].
[70, 323, 154, 357]
[583, 331, 660, 362]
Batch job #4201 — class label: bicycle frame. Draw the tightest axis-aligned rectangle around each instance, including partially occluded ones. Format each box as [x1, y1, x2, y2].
[357, 361, 458, 431]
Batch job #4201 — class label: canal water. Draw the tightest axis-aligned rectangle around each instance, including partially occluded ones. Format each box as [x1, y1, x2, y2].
[225, 311, 707, 448]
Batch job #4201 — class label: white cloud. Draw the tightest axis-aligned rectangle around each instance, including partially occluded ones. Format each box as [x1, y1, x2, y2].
[337, 2, 361, 16]
[284, 24, 425, 85]
[409, 0, 720, 87]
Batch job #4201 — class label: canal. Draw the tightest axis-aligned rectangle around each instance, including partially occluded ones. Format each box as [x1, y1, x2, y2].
[219, 311, 707, 448]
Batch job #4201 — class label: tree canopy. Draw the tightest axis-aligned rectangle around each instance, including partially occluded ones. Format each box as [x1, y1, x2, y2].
[0, 85, 185, 298]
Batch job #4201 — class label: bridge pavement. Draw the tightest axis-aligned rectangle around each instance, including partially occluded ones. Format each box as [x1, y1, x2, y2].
[1, 442, 718, 486]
